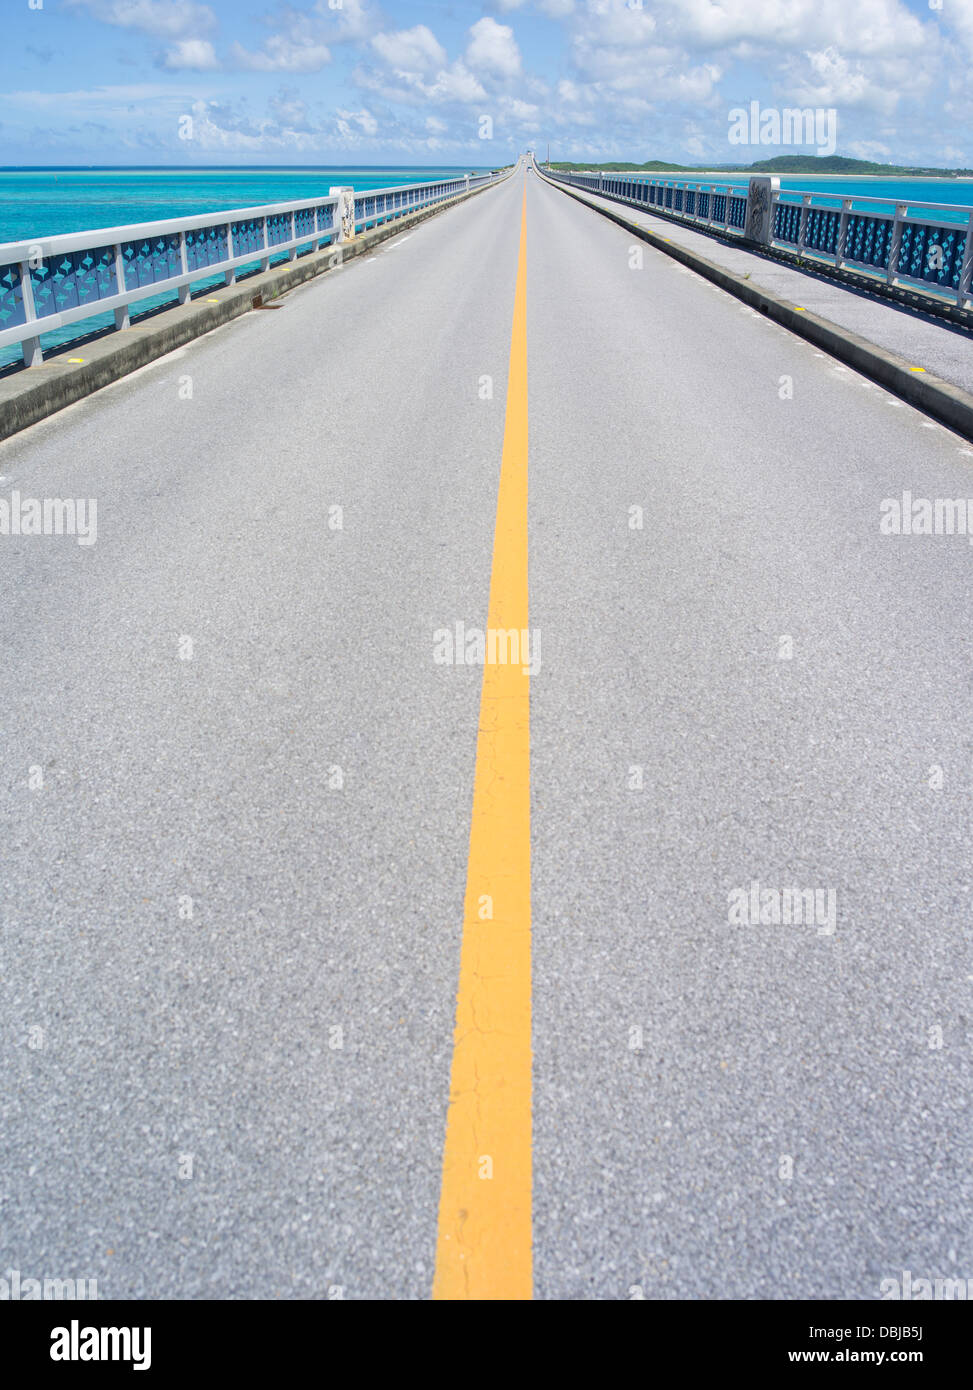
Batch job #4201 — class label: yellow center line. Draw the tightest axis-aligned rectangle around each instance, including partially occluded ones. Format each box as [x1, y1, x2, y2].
[433, 180, 532, 1301]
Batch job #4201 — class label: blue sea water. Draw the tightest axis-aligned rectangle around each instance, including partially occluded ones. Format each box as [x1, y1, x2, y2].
[0, 165, 492, 369]
[0, 166, 494, 243]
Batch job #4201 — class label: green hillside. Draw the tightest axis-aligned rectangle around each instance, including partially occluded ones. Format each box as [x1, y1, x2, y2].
[548, 154, 973, 177]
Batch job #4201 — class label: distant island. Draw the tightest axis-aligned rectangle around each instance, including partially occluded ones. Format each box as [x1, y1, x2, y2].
[546, 154, 973, 178]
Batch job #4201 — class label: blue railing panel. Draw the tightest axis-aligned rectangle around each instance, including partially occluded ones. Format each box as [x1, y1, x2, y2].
[774, 202, 802, 244]
[186, 224, 228, 270]
[32, 245, 116, 318]
[121, 234, 181, 290]
[294, 206, 315, 240]
[0, 263, 27, 329]
[230, 219, 262, 257]
[728, 196, 747, 229]
[804, 208, 840, 255]
[897, 221, 966, 291]
[266, 213, 292, 247]
[844, 214, 893, 270]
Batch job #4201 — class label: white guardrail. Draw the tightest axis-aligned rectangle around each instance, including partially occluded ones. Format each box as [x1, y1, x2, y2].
[541, 162, 973, 311]
[0, 170, 501, 367]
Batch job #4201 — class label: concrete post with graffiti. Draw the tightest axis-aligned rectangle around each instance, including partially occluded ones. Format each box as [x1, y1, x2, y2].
[745, 176, 779, 245]
[330, 186, 356, 244]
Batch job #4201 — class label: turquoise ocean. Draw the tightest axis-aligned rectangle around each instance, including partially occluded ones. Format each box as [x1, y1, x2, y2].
[0, 166, 492, 367]
[0, 166, 495, 243]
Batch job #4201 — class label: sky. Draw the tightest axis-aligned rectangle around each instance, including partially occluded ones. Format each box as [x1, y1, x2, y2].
[2, 0, 973, 168]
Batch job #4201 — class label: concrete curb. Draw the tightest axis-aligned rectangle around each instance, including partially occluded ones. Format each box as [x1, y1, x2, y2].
[0, 175, 509, 443]
[538, 170, 973, 446]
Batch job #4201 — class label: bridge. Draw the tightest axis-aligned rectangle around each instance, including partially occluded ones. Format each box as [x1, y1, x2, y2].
[1, 157, 972, 1300]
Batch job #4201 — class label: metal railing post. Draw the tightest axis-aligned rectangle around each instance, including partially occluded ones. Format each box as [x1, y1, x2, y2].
[886, 203, 906, 285]
[954, 215, 973, 308]
[836, 196, 852, 269]
[113, 242, 130, 330]
[260, 216, 270, 272]
[18, 259, 43, 367]
[798, 193, 812, 255]
[224, 224, 236, 287]
[178, 229, 192, 301]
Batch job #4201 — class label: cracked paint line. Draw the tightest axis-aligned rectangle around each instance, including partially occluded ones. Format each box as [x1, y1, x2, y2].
[433, 179, 532, 1301]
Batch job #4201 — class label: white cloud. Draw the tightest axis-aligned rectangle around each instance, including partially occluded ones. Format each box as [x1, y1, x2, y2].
[659, 0, 927, 58]
[941, 0, 973, 61]
[336, 107, 379, 138]
[845, 138, 893, 161]
[182, 96, 330, 151]
[425, 63, 489, 103]
[783, 47, 896, 114]
[506, 97, 540, 120]
[465, 17, 523, 79]
[269, 89, 314, 131]
[494, 0, 575, 12]
[65, 0, 216, 38]
[230, 36, 331, 73]
[371, 25, 448, 74]
[312, 0, 376, 44]
[225, 1, 379, 76]
[2, 82, 185, 109]
[355, 58, 488, 108]
[161, 38, 219, 70]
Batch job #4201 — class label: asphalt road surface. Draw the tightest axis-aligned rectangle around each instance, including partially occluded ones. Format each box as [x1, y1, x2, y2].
[1, 162, 971, 1300]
